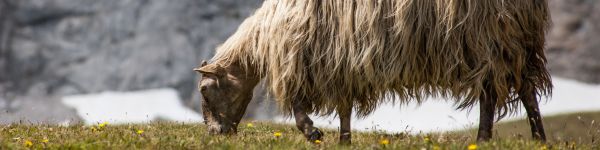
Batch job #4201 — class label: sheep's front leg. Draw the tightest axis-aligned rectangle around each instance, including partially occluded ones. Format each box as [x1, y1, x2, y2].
[477, 86, 497, 142]
[337, 105, 352, 144]
[292, 100, 323, 142]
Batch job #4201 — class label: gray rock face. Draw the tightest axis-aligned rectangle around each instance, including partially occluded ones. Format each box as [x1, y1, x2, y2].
[0, 0, 12, 82]
[547, 0, 600, 83]
[4, 0, 261, 97]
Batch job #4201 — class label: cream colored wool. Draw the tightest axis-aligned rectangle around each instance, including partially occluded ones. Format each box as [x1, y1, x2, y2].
[210, 0, 552, 118]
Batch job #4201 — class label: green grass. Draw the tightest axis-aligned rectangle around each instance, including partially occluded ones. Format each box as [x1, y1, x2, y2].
[0, 111, 598, 149]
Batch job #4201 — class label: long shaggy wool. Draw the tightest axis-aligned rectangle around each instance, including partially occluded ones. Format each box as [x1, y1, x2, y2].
[211, 0, 552, 118]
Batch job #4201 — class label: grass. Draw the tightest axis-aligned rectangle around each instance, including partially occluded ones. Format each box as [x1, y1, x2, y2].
[487, 111, 600, 144]
[0, 111, 598, 149]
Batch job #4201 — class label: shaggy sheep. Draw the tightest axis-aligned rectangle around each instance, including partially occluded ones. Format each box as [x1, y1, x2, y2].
[195, 0, 552, 144]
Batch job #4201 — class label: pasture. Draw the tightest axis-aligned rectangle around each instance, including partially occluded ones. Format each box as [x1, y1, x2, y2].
[0, 111, 597, 149]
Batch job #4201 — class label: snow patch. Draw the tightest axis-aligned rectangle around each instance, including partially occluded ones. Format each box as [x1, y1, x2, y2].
[62, 88, 202, 125]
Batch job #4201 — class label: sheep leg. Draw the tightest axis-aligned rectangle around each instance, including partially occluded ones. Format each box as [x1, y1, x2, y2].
[521, 91, 547, 141]
[477, 91, 497, 142]
[292, 100, 323, 142]
[337, 105, 352, 144]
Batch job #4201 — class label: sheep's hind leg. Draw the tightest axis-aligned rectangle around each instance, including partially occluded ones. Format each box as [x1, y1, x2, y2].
[520, 87, 547, 141]
[292, 100, 323, 142]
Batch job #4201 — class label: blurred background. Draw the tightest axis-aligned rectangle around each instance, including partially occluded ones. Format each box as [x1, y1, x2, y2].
[0, 0, 598, 133]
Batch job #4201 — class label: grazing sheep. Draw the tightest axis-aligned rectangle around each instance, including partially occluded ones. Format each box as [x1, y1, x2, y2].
[195, 0, 552, 144]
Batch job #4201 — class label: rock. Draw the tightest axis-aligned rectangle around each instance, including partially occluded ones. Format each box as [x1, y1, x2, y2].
[0, 0, 12, 82]
[4, 0, 261, 97]
[547, 0, 600, 83]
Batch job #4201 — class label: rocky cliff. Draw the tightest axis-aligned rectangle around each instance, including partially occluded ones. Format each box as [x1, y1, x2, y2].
[547, 0, 600, 83]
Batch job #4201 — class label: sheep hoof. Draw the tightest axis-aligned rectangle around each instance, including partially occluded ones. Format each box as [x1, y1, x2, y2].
[308, 128, 324, 142]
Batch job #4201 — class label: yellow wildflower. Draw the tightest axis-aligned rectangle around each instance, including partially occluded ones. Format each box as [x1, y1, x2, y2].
[24, 140, 33, 147]
[468, 144, 478, 150]
[540, 145, 547, 150]
[137, 129, 144, 135]
[424, 137, 430, 142]
[274, 132, 282, 137]
[42, 139, 49, 143]
[98, 122, 108, 128]
[380, 139, 390, 145]
[433, 145, 441, 150]
[246, 123, 254, 128]
[314, 140, 322, 144]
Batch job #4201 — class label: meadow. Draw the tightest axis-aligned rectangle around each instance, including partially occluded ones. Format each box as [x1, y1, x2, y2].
[0, 111, 598, 149]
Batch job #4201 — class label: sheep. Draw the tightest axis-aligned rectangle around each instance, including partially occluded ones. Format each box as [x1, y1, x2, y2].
[194, 0, 552, 144]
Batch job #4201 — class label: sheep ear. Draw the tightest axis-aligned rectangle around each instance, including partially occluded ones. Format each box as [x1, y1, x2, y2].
[193, 66, 209, 74]
[194, 63, 225, 77]
[194, 60, 210, 73]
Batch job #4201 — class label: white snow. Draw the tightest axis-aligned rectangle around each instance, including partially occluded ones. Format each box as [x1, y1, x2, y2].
[62, 88, 202, 125]
[275, 77, 600, 133]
